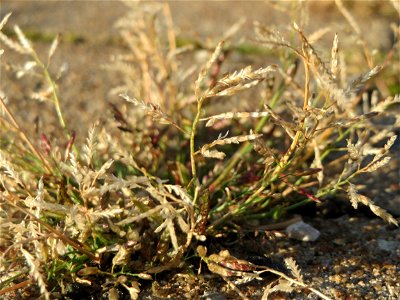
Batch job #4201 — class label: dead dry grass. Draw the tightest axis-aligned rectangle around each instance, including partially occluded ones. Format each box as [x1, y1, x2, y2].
[0, 1, 399, 299]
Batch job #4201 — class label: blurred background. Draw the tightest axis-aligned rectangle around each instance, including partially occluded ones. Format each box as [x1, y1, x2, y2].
[1, 1, 397, 138]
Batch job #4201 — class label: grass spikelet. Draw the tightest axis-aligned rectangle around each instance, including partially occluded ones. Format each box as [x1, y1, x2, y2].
[206, 65, 277, 98]
[65, 152, 83, 182]
[200, 132, 263, 160]
[195, 41, 224, 97]
[344, 65, 383, 97]
[373, 135, 397, 162]
[91, 158, 114, 186]
[20, 247, 50, 300]
[0, 12, 11, 31]
[164, 184, 193, 205]
[14, 25, 33, 53]
[26, 196, 68, 215]
[347, 183, 360, 209]
[254, 22, 291, 50]
[346, 138, 362, 162]
[284, 257, 304, 283]
[258, 257, 332, 300]
[330, 33, 339, 79]
[361, 156, 391, 173]
[201, 111, 270, 127]
[201, 148, 226, 160]
[293, 22, 332, 80]
[0, 31, 28, 54]
[372, 95, 400, 112]
[368, 204, 398, 227]
[100, 175, 150, 195]
[262, 279, 295, 299]
[35, 177, 44, 215]
[121, 94, 169, 122]
[91, 207, 124, 220]
[83, 123, 98, 167]
[47, 34, 60, 66]
[347, 183, 398, 226]
[354, 135, 397, 173]
[0, 152, 25, 188]
[121, 93, 186, 133]
[315, 71, 347, 108]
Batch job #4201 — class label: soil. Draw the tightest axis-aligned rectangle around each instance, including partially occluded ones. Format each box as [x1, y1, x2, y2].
[0, 1, 399, 299]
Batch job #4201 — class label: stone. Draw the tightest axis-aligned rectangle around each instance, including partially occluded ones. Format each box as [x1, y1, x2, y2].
[377, 239, 399, 252]
[285, 221, 320, 242]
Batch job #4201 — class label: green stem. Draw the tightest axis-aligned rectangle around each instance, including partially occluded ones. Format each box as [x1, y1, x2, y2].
[30, 51, 66, 132]
[189, 97, 205, 185]
[208, 82, 286, 190]
[30, 48, 79, 156]
[284, 199, 312, 211]
[234, 58, 309, 208]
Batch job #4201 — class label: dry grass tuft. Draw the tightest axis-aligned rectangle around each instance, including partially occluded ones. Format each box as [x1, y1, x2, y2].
[0, 2, 398, 299]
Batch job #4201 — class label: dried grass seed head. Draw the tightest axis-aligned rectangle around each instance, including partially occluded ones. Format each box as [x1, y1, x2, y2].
[195, 41, 225, 98]
[206, 65, 277, 98]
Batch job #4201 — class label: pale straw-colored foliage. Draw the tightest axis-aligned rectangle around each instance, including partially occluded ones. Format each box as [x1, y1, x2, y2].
[0, 2, 398, 299]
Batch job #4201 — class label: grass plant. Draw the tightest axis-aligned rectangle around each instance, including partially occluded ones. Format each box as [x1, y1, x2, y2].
[0, 2, 399, 299]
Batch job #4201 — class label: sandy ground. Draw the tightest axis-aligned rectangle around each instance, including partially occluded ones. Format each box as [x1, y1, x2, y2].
[1, 1, 396, 136]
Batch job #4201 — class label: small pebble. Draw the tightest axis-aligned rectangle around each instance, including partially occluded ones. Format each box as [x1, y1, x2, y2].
[377, 239, 398, 252]
[333, 238, 346, 246]
[286, 221, 320, 242]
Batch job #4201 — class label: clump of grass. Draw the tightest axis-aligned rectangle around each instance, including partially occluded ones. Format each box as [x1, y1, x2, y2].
[0, 2, 399, 299]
